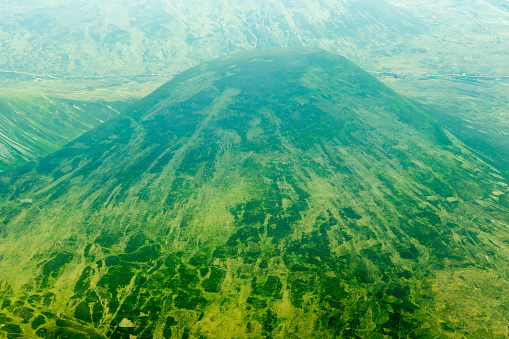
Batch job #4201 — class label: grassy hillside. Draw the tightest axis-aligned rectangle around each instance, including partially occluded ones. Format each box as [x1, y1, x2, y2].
[0, 0, 424, 168]
[382, 0, 509, 173]
[2, 0, 507, 175]
[0, 0, 509, 172]
[0, 48, 507, 338]
[0, 91, 129, 170]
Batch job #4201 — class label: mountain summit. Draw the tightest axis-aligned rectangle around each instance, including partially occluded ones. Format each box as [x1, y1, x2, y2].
[0, 48, 508, 338]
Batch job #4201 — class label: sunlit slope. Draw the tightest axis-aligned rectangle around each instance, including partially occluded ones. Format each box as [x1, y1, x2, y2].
[0, 48, 508, 338]
[382, 0, 509, 174]
[0, 92, 127, 170]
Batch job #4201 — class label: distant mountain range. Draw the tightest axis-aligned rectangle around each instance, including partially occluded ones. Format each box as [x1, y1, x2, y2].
[0, 0, 421, 78]
[0, 48, 507, 338]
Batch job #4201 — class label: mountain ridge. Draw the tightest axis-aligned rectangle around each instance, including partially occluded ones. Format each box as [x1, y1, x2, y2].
[0, 92, 129, 171]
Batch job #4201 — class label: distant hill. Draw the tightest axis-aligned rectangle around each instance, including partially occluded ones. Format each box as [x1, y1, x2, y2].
[0, 92, 128, 170]
[0, 48, 507, 338]
[0, 0, 421, 78]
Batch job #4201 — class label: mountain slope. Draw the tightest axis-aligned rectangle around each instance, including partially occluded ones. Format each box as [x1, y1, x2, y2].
[0, 48, 508, 338]
[0, 92, 128, 170]
[2, 0, 508, 177]
[0, 0, 422, 171]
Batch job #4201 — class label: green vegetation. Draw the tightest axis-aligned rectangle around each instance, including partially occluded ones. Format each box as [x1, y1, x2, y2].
[0, 48, 507, 338]
[0, 91, 126, 170]
[1, 0, 507, 177]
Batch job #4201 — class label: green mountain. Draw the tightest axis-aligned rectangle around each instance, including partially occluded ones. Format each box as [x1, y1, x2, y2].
[0, 92, 127, 171]
[2, 1, 508, 176]
[0, 0, 421, 171]
[0, 48, 508, 338]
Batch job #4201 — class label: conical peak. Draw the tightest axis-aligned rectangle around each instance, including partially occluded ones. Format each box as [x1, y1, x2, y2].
[130, 47, 383, 118]
[0, 48, 508, 339]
